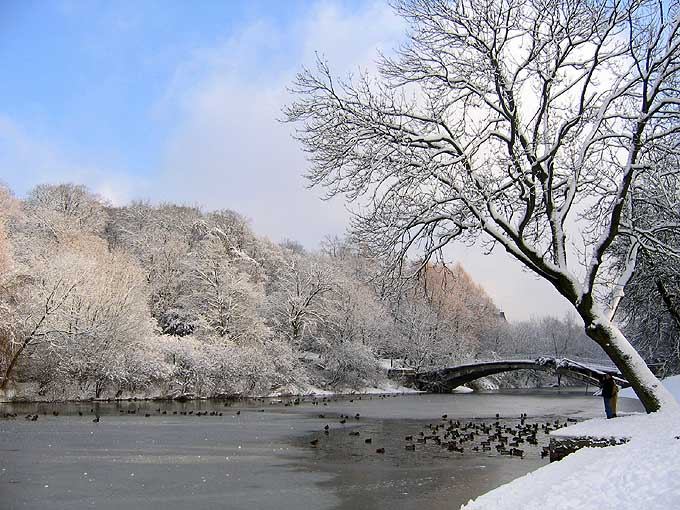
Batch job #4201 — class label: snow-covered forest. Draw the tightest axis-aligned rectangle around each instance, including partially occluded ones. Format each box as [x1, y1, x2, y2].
[0, 182, 618, 400]
[284, 0, 680, 413]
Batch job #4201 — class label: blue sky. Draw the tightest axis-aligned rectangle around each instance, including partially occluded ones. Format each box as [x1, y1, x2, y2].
[1, 0, 402, 199]
[2, 1, 363, 170]
[0, 0, 573, 320]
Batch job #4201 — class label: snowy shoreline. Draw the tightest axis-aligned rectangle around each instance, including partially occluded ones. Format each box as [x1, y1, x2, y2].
[461, 376, 680, 510]
[0, 380, 423, 404]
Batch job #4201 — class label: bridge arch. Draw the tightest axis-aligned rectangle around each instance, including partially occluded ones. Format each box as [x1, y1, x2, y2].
[410, 358, 628, 393]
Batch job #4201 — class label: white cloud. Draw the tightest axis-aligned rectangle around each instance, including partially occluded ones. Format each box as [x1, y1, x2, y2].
[154, 1, 405, 246]
[298, 1, 405, 70]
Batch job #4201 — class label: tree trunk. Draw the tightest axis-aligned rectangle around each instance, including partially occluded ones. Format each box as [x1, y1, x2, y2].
[0, 336, 31, 391]
[579, 305, 678, 413]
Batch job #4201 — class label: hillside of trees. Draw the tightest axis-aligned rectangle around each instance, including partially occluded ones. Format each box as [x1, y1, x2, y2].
[0, 183, 621, 400]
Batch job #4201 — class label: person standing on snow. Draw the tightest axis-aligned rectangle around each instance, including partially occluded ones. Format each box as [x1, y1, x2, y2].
[600, 373, 618, 419]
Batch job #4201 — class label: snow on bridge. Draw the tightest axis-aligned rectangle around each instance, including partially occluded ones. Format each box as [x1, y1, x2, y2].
[388, 357, 629, 393]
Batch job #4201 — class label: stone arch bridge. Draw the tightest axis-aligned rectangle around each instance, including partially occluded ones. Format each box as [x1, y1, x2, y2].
[388, 357, 630, 393]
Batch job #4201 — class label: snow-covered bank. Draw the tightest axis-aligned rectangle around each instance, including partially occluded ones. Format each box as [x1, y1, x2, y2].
[287, 380, 423, 397]
[1, 378, 422, 403]
[461, 416, 680, 510]
[461, 376, 680, 510]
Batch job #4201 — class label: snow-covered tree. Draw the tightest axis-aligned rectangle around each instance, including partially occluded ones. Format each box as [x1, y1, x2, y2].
[159, 334, 300, 397]
[317, 269, 390, 378]
[23, 183, 108, 243]
[267, 254, 335, 350]
[56, 240, 153, 396]
[106, 202, 204, 335]
[0, 187, 18, 273]
[621, 257, 680, 376]
[285, 0, 680, 412]
[389, 278, 482, 371]
[0, 187, 21, 392]
[419, 263, 499, 352]
[180, 232, 268, 344]
[1, 234, 153, 396]
[502, 315, 606, 360]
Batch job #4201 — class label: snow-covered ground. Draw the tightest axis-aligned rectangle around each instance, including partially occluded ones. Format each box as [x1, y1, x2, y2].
[461, 376, 680, 510]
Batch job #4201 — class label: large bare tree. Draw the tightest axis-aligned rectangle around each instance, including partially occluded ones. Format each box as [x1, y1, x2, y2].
[285, 0, 680, 411]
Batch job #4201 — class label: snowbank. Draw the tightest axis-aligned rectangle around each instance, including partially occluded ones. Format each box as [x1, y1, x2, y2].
[460, 419, 680, 510]
[461, 376, 680, 510]
[549, 409, 679, 441]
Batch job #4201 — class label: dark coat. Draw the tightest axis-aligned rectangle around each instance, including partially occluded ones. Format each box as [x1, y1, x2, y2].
[601, 377, 616, 398]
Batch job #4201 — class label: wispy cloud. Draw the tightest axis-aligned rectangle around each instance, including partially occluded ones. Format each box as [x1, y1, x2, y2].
[153, 1, 405, 246]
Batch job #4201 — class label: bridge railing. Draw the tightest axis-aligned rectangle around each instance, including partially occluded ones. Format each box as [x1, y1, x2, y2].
[470, 354, 618, 371]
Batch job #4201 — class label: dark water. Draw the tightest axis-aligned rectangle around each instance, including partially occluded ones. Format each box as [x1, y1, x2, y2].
[0, 390, 643, 510]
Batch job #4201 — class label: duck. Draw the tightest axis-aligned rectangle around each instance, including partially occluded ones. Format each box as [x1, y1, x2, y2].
[375, 448, 385, 454]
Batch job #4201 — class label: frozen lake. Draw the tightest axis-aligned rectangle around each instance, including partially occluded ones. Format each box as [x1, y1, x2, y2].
[0, 390, 643, 510]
